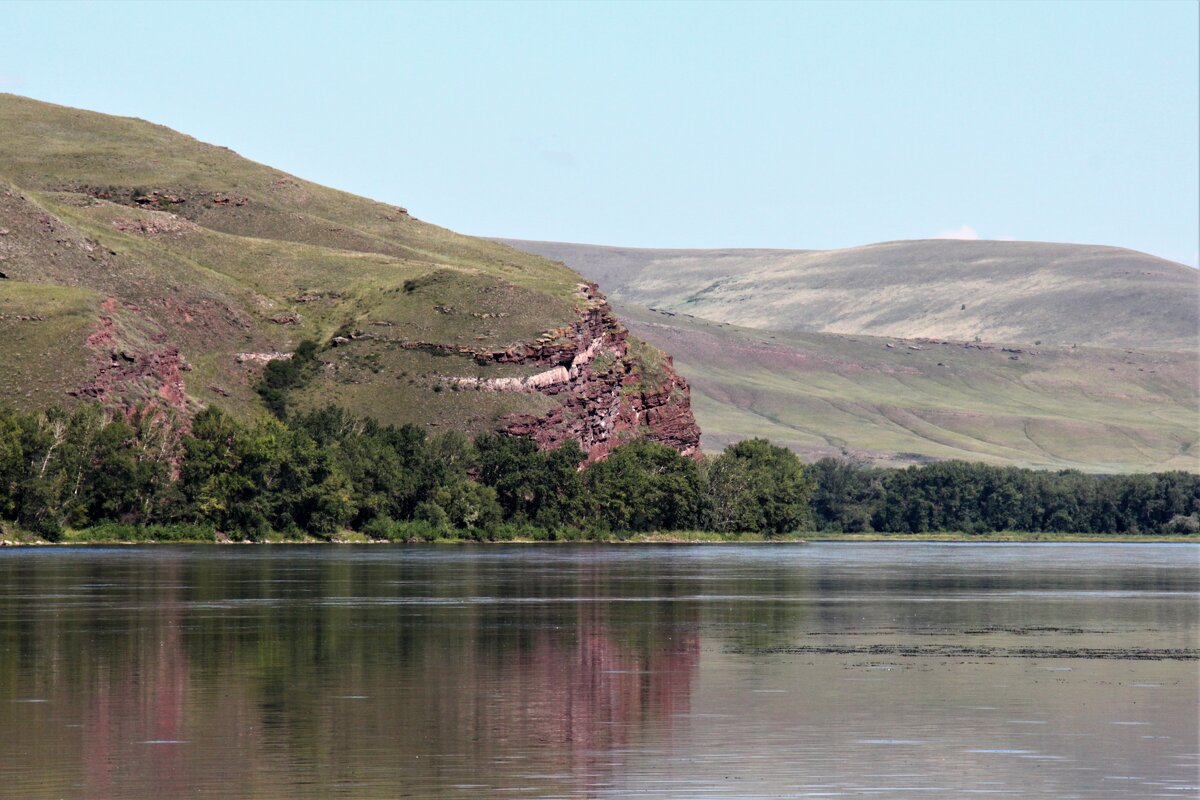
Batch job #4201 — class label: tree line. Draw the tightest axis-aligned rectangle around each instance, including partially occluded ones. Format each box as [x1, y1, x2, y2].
[808, 457, 1199, 535]
[0, 404, 811, 540]
[0, 403, 1195, 540]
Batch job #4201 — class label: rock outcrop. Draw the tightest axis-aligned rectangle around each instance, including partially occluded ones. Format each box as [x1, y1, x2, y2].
[71, 298, 191, 413]
[0, 96, 702, 460]
[487, 284, 701, 460]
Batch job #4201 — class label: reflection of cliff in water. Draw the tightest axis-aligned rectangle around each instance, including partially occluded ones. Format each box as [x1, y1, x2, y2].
[463, 603, 699, 780]
[81, 558, 190, 800]
[1, 552, 703, 798]
[2, 547, 1193, 800]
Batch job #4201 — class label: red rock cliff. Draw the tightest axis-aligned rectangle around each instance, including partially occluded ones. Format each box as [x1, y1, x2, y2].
[497, 284, 701, 461]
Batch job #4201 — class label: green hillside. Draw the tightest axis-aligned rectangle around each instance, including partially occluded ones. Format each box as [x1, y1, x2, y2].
[501, 239, 1198, 351]
[500, 240, 1199, 473]
[0, 95, 691, 449]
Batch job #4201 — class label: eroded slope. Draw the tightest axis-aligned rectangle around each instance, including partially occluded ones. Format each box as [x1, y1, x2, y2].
[0, 94, 698, 456]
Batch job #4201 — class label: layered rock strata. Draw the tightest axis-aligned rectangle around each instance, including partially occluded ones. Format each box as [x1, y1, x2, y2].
[477, 284, 701, 460]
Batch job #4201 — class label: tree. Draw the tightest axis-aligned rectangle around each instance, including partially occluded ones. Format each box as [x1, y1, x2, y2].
[181, 407, 266, 536]
[475, 434, 586, 527]
[708, 439, 814, 534]
[0, 406, 27, 520]
[583, 439, 703, 532]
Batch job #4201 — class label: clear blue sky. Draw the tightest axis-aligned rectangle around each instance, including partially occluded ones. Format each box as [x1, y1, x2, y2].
[3, 1, 1197, 265]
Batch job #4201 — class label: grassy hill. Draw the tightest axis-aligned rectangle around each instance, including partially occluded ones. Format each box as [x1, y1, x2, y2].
[500, 239, 1198, 351]
[0, 95, 696, 453]
[499, 240, 1199, 473]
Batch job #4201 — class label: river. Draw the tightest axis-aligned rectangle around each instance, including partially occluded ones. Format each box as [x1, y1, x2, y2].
[0, 543, 1196, 799]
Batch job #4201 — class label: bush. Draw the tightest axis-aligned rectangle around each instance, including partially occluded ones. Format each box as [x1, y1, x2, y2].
[488, 522, 556, 541]
[361, 515, 399, 541]
[257, 339, 321, 418]
[73, 522, 216, 543]
[1165, 514, 1199, 535]
[360, 515, 443, 542]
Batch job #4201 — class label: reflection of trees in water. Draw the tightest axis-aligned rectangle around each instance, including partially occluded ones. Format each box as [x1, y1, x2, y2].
[0, 553, 707, 797]
[4, 550, 1193, 799]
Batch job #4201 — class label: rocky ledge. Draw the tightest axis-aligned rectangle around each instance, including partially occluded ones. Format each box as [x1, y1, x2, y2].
[492, 284, 701, 461]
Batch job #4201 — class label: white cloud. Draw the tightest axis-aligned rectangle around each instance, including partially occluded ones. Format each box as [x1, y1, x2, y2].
[933, 224, 980, 240]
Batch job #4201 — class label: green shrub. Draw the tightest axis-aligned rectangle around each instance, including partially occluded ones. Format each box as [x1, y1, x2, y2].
[361, 516, 443, 542]
[72, 522, 216, 543]
[488, 522, 552, 541]
[362, 515, 398, 541]
[1165, 514, 1199, 535]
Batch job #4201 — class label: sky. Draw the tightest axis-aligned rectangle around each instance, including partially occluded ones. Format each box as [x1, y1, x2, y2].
[2, 1, 1198, 265]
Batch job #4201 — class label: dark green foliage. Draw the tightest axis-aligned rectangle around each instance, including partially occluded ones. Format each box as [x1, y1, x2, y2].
[583, 439, 704, 532]
[809, 457, 1200, 535]
[295, 407, 424, 522]
[257, 339, 321, 419]
[807, 457, 883, 533]
[361, 515, 444, 543]
[707, 439, 814, 534]
[0, 402, 1194, 541]
[180, 407, 352, 539]
[475, 434, 586, 528]
[0, 407, 25, 521]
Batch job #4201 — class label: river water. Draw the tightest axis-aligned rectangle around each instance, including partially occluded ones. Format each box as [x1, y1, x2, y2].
[0, 543, 1195, 799]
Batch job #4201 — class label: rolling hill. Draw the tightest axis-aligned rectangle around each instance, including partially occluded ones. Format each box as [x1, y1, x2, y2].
[0, 94, 700, 458]
[499, 239, 1198, 351]
[499, 239, 1199, 473]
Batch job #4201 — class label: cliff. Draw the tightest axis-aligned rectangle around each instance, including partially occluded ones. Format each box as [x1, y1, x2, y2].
[0, 94, 700, 459]
[486, 284, 700, 460]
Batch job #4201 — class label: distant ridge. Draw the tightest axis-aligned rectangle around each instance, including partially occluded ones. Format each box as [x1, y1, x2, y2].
[497, 238, 1198, 351]
[499, 237, 1199, 473]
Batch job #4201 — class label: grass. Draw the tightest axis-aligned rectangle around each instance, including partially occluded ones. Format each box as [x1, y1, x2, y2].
[500, 238, 1199, 352]
[810, 532, 1198, 543]
[293, 343, 559, 431]
[0, 93, 595, 430]
[3, 526, 1191, 545]
[0, 282, 100, 410]
[0, 95, 583, 301]
[59, 523, 218, 544]
[616, 306, 1197, 473]
[502, 239, 1198, 474]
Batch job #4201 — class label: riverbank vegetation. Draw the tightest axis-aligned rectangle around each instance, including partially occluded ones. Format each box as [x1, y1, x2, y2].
[0, 404, 1195, 543]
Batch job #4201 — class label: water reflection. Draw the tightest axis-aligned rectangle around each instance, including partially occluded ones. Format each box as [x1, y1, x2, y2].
[0, 544, 1195, 799]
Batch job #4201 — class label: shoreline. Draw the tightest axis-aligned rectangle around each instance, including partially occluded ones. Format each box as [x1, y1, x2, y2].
[1, 531, 1195, 546]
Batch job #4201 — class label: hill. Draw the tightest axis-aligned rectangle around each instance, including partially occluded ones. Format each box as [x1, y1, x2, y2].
[500, 239, 1198, 351]
[498, 239, 1199, 473]
[0, 94, 699, 458]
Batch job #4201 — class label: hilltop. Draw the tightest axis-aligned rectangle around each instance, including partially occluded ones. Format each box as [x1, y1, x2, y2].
[499, 239, 1199, 473]
[499, 239, 1198, 351]
[0, 94, 699, 458]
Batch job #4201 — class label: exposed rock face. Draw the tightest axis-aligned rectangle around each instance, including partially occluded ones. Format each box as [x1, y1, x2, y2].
[70, 298, 191, 414]
[356, 282, 701, 459]
[236, 351, 293, 364]
[111, 213, 199, 238]
[12, 179, 699, 458]
[493, 284, 701, 461]
[72, 338, 190, 412]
